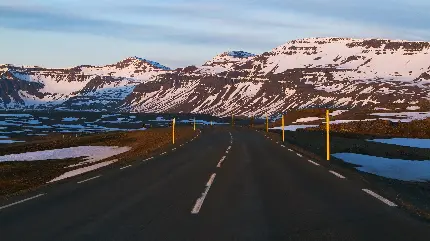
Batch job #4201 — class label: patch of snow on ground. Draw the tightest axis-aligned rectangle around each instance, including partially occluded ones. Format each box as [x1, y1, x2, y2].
[294, 117, 323, 123]
[332, 153, 430, 182]
[101, 114, 121, 118]
[270, 125, 319, 131]
[0, 114, 33, 117]
[0, 140, 25, 144]
[27, 125, 52, 129]
[63, 117, 79, 122]
[330, 110, 348, 116]
[0, 121, 22, 126]
[53, 124, 86, 129]
[324, 119, 377, 124]
[368, 138, 430, 149]
[371, 112, 430, 121]
[48, 159, 118, 183]
[406, 106, 420, 110]
[0, 146, 131, 163]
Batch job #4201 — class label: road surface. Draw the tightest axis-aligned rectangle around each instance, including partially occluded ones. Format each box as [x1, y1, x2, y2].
[1, 127, 429, 241]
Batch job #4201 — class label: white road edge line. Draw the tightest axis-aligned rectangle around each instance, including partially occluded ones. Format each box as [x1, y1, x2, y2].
[362, 189, 397, 207]
[143, 157, 154, 162]
[0, 193, 45, 210]
[329, 170, 346, 179]
[120, 165, 132, 170]
[160, 152, 167, 155]
[296, 153, 303, 157]
[288, 149, 293, 152]
[172, 148, 176, 151]
[308, 160, 320, 166]
[281, 145, 285, 147]
[191, 173, 216, 214]
[77, 175, 101, 184]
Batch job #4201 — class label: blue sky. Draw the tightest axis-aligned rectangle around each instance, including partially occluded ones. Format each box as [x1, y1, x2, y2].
[1, 0, 430, 68]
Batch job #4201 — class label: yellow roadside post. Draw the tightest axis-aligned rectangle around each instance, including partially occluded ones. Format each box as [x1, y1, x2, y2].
[326, 110, 330, 161]
[266, 114, 268, 132]
[193, 118, 196, 131]
[172, 118, 176, 144]
[282, 114, 285, 142]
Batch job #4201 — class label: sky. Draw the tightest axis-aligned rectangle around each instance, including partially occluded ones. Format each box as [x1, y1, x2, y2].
[1, 0, 430, 69]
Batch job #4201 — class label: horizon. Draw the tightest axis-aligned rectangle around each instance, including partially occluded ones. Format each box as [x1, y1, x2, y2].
[1, 0, 430, 68]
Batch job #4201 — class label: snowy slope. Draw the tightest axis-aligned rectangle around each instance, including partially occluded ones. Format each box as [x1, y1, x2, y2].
[0, 57, 171, 109]
[123, 38, 430, 116]
[3, 38, 430, 115]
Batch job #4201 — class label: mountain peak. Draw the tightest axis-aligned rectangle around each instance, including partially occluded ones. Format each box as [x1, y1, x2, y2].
[203, 50, 256, 66]
[221, 51, 255, 58]
[128, 57, 171, 70]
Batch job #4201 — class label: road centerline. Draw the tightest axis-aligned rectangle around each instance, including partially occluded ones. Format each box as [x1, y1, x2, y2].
[191, 173, 216, 214]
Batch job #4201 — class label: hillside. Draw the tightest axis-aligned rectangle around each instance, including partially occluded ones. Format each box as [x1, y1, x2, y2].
[2, 37, 430, 115]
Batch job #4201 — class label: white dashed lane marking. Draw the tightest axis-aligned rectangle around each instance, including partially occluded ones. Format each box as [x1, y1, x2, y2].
[143, 157, 154, 162]
[308, 160, 320, 166]
[77, 175, 101, 184]
[296, 153, 303, 157]
[120, 165, 132, 170]
[362, 189, 397, 207]
[0, 194, 45, 211]
[329, 170, 346, 179]
[191, 173, 216, 214]
[217, 156, 226, 168]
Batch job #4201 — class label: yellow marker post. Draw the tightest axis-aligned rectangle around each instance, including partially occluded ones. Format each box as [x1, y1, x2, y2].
[266, 114, 268, 132]
[211, 120, 213, 126]
[326, 110, 330, 161]
[193, 118, 196, 131]
[172, 118, 176, 144]
[281, 114, 285, 142]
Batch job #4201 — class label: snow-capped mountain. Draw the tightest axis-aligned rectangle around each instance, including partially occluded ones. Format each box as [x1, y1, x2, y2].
[0, 57, 169, 110]
[3, 37, 430, 116]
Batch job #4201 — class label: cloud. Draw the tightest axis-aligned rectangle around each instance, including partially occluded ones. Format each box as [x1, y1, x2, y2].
[0, 5, 283, 50]
[112, 2, 314, 30]
[241, 0, 430, 31]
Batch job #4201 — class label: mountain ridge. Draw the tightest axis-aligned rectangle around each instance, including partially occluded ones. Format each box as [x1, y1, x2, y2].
[2, 37, 430, 116]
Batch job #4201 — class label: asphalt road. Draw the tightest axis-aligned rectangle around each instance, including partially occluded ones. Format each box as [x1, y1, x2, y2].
[1, 127, 429, 241]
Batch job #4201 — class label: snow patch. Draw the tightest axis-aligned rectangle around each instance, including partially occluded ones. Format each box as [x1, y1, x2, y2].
[48, 159, 118, 183]
[0, 146, 130, 164]
[332, 153, 430, 182]
[368, 138, 430, 149]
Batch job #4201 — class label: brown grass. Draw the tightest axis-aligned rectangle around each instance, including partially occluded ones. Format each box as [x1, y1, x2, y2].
[0, 126, 196, 198]
[305, 118, 430, 138]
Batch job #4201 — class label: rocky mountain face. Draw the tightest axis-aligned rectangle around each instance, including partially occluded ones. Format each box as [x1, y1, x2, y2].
[2, 38, 430, 116]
